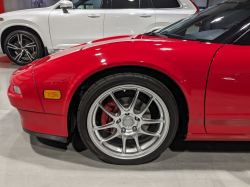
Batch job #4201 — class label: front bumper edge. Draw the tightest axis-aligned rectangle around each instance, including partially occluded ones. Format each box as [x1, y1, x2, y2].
[23, 128, 68, 143]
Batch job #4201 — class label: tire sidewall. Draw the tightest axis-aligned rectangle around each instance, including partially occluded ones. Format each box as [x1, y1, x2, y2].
[77, 74, 179, 165]
[4, 30, 44, 66]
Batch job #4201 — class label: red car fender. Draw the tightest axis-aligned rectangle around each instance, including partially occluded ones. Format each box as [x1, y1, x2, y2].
[34, 36, 223, 134]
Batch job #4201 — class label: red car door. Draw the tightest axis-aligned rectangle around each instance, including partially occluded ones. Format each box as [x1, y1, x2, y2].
[205, 41, 250, 134]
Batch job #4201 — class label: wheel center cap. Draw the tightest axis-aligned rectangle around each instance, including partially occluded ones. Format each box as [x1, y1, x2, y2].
[122, 116, 134, 127]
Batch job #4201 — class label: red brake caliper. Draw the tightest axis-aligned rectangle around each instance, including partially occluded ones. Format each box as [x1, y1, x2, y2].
[101, 100, 118, 133]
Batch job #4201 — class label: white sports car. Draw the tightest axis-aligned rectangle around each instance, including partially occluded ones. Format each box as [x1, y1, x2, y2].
[0, 0, 198, 65]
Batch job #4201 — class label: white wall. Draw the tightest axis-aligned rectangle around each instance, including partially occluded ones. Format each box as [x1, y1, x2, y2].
[3, 0, 60, 12]
[193, 0, 224, 8]
[193, 0, 208, 7]
[3, 0, 20, 12]
[47, 0, 60, 7]
[208, 0, 224, 6]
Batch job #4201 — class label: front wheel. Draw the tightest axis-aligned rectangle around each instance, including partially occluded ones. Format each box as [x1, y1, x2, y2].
[4, 30, 44, 66]
[77, 73, 179, 165]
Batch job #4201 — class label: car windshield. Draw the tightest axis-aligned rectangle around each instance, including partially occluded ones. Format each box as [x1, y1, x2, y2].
[149, 0, 250, 43]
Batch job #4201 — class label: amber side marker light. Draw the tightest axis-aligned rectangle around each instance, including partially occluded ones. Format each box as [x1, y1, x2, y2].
[44, 90, 61, 100]
[0, 18, 4, 21]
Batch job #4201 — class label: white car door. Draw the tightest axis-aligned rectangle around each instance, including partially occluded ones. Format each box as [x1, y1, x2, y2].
[49, 0, 107, 50]
[104, 0, 156, 38]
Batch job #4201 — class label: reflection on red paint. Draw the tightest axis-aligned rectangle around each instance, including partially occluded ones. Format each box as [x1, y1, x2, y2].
[0, 53, 12, 63]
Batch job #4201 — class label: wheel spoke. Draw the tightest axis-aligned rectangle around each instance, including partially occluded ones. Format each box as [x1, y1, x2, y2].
[138, 97, 154, 117]
[141, 118, 164, 125]
[7, 43, 20, 50]
[25, 50, 34, 61]
[17, 34, 23, 47]
[14, 50, 24, 61]
[139, 129, 160, 137]
[101, 132, 119, 143]
[110, 92, 126, 113]
[24, 42, 36, 48]
[98, 103, 117, 119]
[133, 134, 141, 152]
[128, 89, 140, 113]
[93, 122, 116, 131]
[122, 135, 127, 154]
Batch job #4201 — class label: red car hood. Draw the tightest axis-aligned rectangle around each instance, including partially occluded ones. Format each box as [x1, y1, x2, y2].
[84, 34, 199, 49]
[32, 34, 200, 67]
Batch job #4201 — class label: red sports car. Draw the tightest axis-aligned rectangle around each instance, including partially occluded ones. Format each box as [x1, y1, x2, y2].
[7, 0, 250, 164]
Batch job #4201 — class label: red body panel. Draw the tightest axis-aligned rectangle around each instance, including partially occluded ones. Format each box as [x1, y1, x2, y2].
[8, 63, 44, 113]
[9, 34, 250, 140]
[33, 35, 223, 135]
[18, 110, 68, 137]
[205, 44, 250, 134]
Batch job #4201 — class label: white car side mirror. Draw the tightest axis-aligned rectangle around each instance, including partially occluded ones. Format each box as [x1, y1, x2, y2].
[60, 0, 73, 13]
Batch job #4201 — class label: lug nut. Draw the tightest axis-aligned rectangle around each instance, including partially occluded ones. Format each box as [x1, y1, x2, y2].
[116, 119, 121, 124]
[132, 126, 137, 131]
[121, 128, 126, 133]
[135, 117, 140, 121]
[125, 113, 129, 116]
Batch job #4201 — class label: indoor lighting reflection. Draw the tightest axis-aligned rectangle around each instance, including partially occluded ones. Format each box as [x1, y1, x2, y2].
[223, 77, 235, 81]
[241, 23, 250, 30]
[160, 48, 172, 51]
[95, 53, 102, 56]
[211, 16, 224, 23]
[101, 59, 106, 63]
[155, 44, 162, 46]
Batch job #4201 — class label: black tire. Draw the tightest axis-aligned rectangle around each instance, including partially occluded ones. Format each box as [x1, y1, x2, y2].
[4, 30, 44, 66]
[77, 73, 179, 165]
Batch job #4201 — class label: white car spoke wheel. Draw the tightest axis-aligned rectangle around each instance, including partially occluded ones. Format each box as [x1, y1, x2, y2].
[4, 30, 44, 66]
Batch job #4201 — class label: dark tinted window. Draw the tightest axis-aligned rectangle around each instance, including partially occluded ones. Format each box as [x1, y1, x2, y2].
[110, 0, 150, 9]
[235, 30, 250, 45]
[155, 2, 250, 42]
[111, 0, 140, 9]
[74, 0, 107, 9]
[141, 0, 151, 8]
[152, 0, 180, 8]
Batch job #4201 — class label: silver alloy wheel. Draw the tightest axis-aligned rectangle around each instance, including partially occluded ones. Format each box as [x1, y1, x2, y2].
[87, 84, 170, 160]
[7, 34, 37, 64]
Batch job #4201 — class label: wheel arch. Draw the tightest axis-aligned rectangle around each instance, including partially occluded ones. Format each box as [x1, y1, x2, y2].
[1, 25, 46, 55]
[68, 65, 189, 140]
